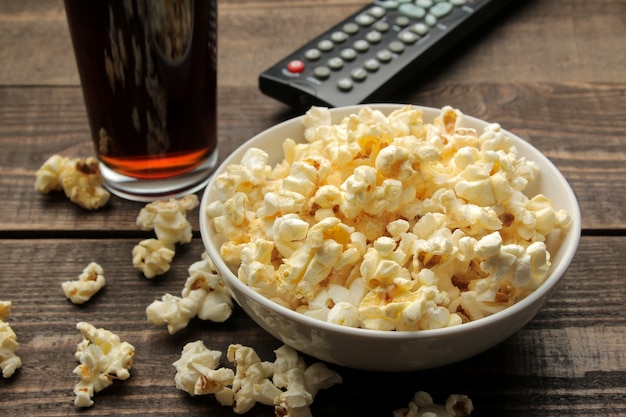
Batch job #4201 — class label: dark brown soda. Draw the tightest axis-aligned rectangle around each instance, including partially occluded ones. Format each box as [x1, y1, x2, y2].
[64, 0, 217, 180]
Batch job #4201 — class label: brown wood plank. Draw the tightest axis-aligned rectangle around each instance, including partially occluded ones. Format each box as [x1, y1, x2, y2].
[0, 236, 624, 416]
[1, 0, 625, 87]
[0, 83, 624, 233]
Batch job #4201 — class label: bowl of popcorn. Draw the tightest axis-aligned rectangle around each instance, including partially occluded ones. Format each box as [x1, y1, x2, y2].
[200, 104, 580, 371]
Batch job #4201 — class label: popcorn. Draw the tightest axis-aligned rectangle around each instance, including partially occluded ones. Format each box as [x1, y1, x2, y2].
[393, 391, 474, 417]
[72, 322, 135, 408]
[133, 194, 198, 277]
[62, 262, 106, 304]
[146, 253, 233, 333]
[132, 238, 176, 278]
[173, 340, 234, 398]
[172, 343, 341, 416]
[206, 105, 572, 331]
[35, 154, 110, 210]
[0, 301, 22, 378]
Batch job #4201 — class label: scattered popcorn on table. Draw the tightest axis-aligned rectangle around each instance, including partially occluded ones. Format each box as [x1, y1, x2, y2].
[72, 322, 135, 408]
[133, 194, 198, 278]
[0, 301, 22, 378]
[173, 342, 341, 416]
[393, 391, 474, 417]
[205, 105, 572, 331]
[146, 252, 233, 333]
[62, 262, 106, 304]
[35, 154, 110, 210]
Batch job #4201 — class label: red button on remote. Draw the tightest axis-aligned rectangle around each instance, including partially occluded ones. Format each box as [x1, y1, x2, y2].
[287, 60, 305, 74]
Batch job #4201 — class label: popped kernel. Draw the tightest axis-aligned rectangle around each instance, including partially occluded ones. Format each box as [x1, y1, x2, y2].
[62, 262, 106, 304]
[205, 105, 572, 331]
[35, 155, 110, 210]
[0, 301, 22, 378]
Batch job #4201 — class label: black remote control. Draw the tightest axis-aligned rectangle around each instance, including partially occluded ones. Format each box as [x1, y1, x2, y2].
[259, 0, 514, 108]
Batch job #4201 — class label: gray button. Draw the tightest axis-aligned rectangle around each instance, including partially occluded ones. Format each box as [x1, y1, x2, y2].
[353, 39, 370, 52]
[304, 49, 321, 61]
[450, 0, 467, 5]
[364, 58, 380, 71]
[337, 77, 353, 91]
[388, 40, 405, 53]
[330, 31, 349, 43]
[378, 0, 399, 9]
[368, 6, 387, 18]
[366, 30, 383, 43]
[395, 16, 411, 27]
[327, 57, 344, 70]
[375, 21, 390, 32]
[376, 49, 393, 62]
[411, 22, 430, 35]
[351, 68, 368, 81]
[356, 13, 375, 26]
[398, 30, 419, 44]
[317, 39, 334, 51]
[343, 22, 360, 34]
[416, 0, 433, 7]
[340, 48, 357, 61]
[313, 66, 331, 79]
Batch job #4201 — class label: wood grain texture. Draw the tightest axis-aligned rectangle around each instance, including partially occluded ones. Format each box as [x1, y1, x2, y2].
[0, 237, 624, 416]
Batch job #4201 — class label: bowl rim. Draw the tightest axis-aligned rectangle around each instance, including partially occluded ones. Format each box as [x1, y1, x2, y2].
[200, 103, 582, 340]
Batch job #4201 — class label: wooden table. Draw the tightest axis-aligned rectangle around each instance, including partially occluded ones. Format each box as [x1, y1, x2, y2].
[1, 0, 625, 415]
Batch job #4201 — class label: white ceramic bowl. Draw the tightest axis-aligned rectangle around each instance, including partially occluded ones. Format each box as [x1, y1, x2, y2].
[200, 104, 581, 372]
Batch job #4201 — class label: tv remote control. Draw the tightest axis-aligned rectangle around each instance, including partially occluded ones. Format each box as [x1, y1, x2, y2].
[259, 0, 514, 108]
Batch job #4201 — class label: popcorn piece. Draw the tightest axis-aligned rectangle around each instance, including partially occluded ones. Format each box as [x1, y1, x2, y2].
[35, 155, 110, 210]
[173, 340, 234, 397]
[132, 238, 175, 278]
[206, 105, 572, 330]
[133, 194, 199, 278]
[73, 322, 135, 408]
[146, 253, 233, 333]
[136, 194, 198, 246]
[62, 262, 106, 304]
[227, 343, 281, 414]
[393, 391, 474, 417]
[273, 345, 342, 417]
[172, 343, 342, 416]
[0, 301, 22, 378]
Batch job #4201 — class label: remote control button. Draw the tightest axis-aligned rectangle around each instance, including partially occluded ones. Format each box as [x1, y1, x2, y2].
[343, 22, 360, 34]
[364, 58, 380, 71]
[377, 0, 399, 9]
[376, 49, 393, 62]
[313, 66, 331, 79]
[388, 40, 405, 53]
[397, 0, 412, 3]
[430, 2, 453, 18]
[425, 14, 438, 26]
[351, 68, 368, 81]
[375, 21, 390, 32]
[395, 16, 411, 27]
[398, 30, 419, 44]
[286, 60, 305, 74]
[317, 39, 334, 51]
[411, 22, 430, 35]
[330, 31, 349, 43]
[340, 48, 357, 61]
[304, 49, 321, 61]
[416, 0, 434, 7]
[337, 77, 353, 91]
[355, 13, 376, 26]
[368, 6, 387, 18]
[327, 57, 344, 70]
[399, 4, 426, 19]
[353, 39, 370, 52]
[366, 30, 383, 43]
[449, 0, 467, 5]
